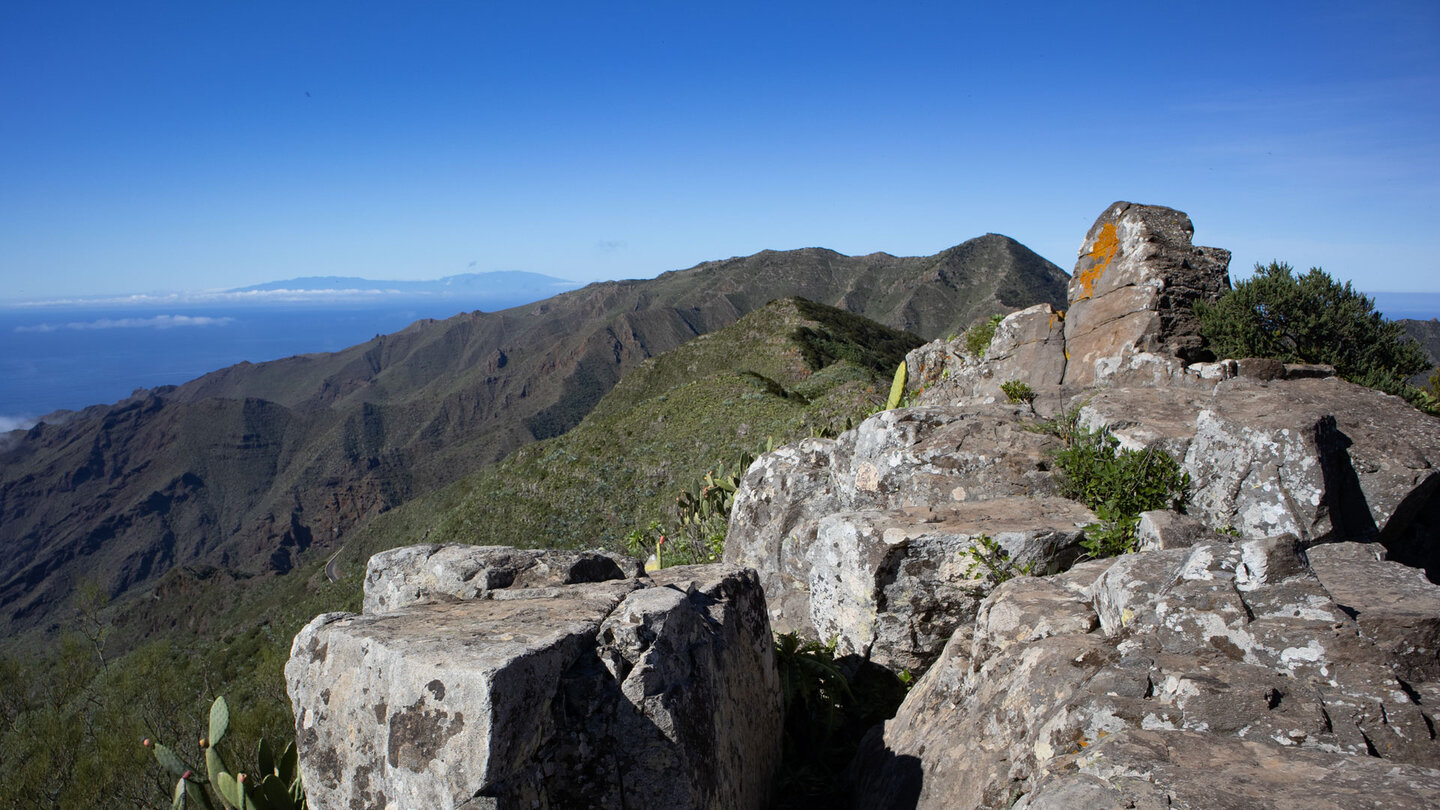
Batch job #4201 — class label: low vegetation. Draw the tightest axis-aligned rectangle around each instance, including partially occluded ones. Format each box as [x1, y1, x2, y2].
[960, 534, 1033, 585]
[1196, 261, 1435, 413]
[772, 632, 908, 808]
[1037, 405, 1190, 559]
[144, 696, 307, 810]
[962, 313, 1005, 358]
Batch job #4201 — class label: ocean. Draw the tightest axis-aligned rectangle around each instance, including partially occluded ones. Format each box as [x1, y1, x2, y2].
[0, 298, 522, 427]
[3, 290, 1436, 432]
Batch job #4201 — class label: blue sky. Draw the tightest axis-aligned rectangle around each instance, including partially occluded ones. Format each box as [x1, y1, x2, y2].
[2, 1, 1438, 301]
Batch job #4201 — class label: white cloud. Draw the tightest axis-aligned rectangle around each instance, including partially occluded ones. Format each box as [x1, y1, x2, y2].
[0, 415, 37, 433]
[10, 288, 403, 308]
[15, 315, 236, 333]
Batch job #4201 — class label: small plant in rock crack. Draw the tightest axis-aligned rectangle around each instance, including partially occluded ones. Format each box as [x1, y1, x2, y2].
[963, 313, 1005, 359]
[1000, 379, 1037, 415]
[960, 534, 1033, 586]
[1035, 404, 1190, 560]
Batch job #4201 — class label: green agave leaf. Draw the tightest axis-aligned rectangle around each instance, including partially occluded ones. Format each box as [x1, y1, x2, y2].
[260, 773, 296, 809]
[173, 778, 188, 810]
[885, 361, 907, 410]
[279, 741, 299, 784]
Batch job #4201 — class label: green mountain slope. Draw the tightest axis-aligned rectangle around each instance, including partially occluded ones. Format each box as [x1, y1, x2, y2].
[336, 298, 923, 567]
[0, 233, 1066, 642]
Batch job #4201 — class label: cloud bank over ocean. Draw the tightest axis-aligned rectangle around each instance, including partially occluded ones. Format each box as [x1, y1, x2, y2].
[0, 415, 37, 433]
[15, 315, 236, 333]
[10, 289, 406, 308]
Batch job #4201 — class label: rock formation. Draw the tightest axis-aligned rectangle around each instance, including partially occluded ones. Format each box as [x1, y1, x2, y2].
[287, 545, 780, 810]
[289, 201, 1440, 809]
[723, 201, 1440, 807]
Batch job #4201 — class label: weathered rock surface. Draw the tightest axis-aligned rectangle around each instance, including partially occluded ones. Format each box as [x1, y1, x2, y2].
[852, 538, 1440, 809]
[806, 498, 1095, 672]
[906, 304, 1068, 407]
[1071, 376, 1440, 577]
[725, 405, 1067, 646]
[363, 543, 643, 614]
[724, 438, 841, 635]
[1062, 202, 1231, 387]
[839, 404, 1062, 511]
[288, 547, 780, 810]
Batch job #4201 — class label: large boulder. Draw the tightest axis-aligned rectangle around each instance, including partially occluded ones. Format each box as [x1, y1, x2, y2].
[838, 404, 1061, 511]
[1071, 375, 1440, 580]
[725, 404, 1066, 640]
[805, 498, 1095, 673]
[1063, 202, 1231, 387]
[907, 304, 1068, 408]
[1184, 377, 1440, 576]
[851, 537, 1440, 809]
[287, 548, 781, 810]
[722, 438, 841, 635]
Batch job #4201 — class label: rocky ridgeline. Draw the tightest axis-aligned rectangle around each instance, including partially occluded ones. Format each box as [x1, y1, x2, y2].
[287, 202, 1440, 808]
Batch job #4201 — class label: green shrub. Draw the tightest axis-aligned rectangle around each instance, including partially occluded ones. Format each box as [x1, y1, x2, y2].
[962, 314, 1005, 358]
[1000, 380, 1037, 415]
[1039, 406, 1190, 559]
[1195, 261, 1432, 400]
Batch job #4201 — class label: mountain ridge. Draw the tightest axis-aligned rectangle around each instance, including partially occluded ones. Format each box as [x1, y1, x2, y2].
[0, 233, 1068, 641]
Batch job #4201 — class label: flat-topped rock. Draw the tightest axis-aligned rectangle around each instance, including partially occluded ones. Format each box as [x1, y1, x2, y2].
[288, 559, 780, 810]
[363, 544, 643, 614]
[807, 498, 1095, 672]
[839, 404, 1061, 511]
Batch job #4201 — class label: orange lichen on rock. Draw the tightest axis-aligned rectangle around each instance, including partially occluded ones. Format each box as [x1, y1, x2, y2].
[1074, 221, 1120, 301]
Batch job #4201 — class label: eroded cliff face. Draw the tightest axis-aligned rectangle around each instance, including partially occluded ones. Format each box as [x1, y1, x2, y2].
[290, 202, 1440, 809]
[724, 201, 1440, 808]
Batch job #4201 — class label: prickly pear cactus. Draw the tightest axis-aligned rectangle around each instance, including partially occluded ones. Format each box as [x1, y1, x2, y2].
[144, 696, 307, 810]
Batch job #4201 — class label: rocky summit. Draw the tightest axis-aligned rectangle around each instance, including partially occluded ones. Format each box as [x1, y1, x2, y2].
[288, 202, 1440, 809]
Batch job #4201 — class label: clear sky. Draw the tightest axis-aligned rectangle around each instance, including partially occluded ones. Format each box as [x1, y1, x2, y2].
[2, 0, 1438, 301]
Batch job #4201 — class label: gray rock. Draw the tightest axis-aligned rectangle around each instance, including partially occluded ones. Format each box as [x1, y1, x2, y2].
[288, 560, 779, 810]
[805, 498, 1095, 672]
[1185, 377, 1440, 576]
[1062, 202, 1231, 387]
[1017, 729, 1440, 810]
[907, 304, 1067, 407]
[840, 404, 1061, 512]
[852, 539, 1440, 809]
[722, 438, 840, 634]
[363, 544, 642, 614]
[1134, 509, 1229, 551]
[1073, 376, 1440, 576]
[1309, 542, 1440, 681]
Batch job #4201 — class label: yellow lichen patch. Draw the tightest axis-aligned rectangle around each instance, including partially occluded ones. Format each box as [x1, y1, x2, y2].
[1074, 221, 1120, 300]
